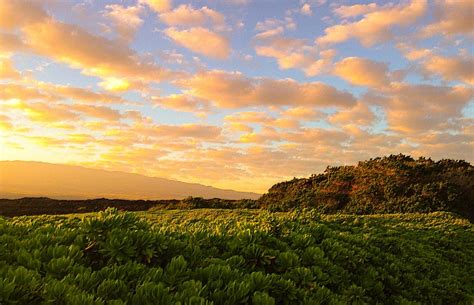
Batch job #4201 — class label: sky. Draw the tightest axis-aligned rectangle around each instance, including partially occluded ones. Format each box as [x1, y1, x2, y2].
[0, 0, 473, 193]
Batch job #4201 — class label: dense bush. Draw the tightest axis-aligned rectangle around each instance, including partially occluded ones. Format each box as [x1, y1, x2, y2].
[1, 208, 473, 304]
[258, 154, 474, 220]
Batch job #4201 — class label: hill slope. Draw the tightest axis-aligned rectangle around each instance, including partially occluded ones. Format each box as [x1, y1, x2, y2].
[258, 154, 474, 220]
[0, 161, 260, 200]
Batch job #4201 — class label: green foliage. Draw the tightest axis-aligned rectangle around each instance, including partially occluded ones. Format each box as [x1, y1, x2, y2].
[258, 154, 474, 220]
[0, 208, 473, 304]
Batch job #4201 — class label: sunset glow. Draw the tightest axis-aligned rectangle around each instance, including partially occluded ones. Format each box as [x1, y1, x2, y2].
[0, 0, 473, 193]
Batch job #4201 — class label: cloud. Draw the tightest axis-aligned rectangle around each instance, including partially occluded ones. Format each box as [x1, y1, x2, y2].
[0, 1, 47, 29]
[152, 94, 210, 113]
[379, 83, 473, 133]
[333, 3, 378, 19]
[225, 111, 300, 130]
[72, 105, 122, 121]
[0, 58, 20, 79]
[397, 43, 432, 61]
[282, 128, 350, 145]
[0, 84, 50, 102]
[397, 43, 473, 85]
[140, 0, 172, 13]
[159, 5, 225, 28]
[67, 134, 98, 144]
[282, 107, 322, 120]
[103, 4, 144, 42]
[21, 19, 169, 81]
[0, 33, 26, 55]
[225, 111, 274, 124]
[42, 83, 126, 104]
[422, 55, 474, 85]
[7, 99, 122, 123]
[98, 78, 132, 92]
[254, 27, 285, 40]
[0, 114, 13, 130]
[333, 57, 390, 88]
[164, 27, 230, 59]
[225, 122, 253, 133]
[10, 101, 80, 123]
[421, 0, 474, 38]
[300, 4, 312, 16]
[100, 145, 167, 163]
[317, 0, 427, 46]
[255, 33, 335, 76]
[253, 16, 334, 76]
[0, 1, 170, 86]
[0, 82, 126, 105]
[328, 102, 375, 127]
[224, 0, 249, 5]
[255, 17, 296, 33]
[176, 70, 356, 108]
[137, 123, 222, 140]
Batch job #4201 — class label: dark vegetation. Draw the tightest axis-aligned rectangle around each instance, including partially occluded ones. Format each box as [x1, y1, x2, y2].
[0, 197, 257, 217]
[259, 154, 474, 220]
[1, 155, 472, 220]
[1, 209, 472, 304]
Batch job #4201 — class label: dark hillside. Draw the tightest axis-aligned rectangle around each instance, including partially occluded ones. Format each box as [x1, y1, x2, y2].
[258, 154, 474, 220]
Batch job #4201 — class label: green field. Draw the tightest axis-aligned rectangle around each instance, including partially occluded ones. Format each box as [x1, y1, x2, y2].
[1, 209, 473, 304]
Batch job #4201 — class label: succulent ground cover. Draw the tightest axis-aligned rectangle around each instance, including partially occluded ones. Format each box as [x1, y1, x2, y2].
[1, 209, 473, 304]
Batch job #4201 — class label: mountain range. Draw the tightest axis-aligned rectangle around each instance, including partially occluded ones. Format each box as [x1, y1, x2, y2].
[0, 161, 260, 200]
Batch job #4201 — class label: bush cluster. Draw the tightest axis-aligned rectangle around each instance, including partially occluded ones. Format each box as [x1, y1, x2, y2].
[258, 154, 473, 220]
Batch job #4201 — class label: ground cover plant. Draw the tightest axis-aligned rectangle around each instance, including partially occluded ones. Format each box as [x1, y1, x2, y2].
[1, 208, 473, 304]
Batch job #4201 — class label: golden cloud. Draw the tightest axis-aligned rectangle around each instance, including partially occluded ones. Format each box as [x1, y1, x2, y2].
[317, 0, 427, 46]
[421, 0, 474, 38]
[12, 101, 80, 123]
[0, 1, 47, 29]
[152, 94, 210, 113]
[333, 3, 378, 19]
[0, 1, 170, 86]
[255, 35, 335, 76]
[282, 107, 322, 120]
[140, 0, 172, 13]
[159, 5, 225, 27]
[0, 58, 20, 79]
[380, 83, 473, 133]
[104, 4, 144, 42]
[177, 70, 356, 108]
[22, 19, 168, 81]
[1, 82, 126, 105]
[422, 55, 474, 85]
[164, 27, 230, 59]
[333, 57, 390, 88]
[225, 111, 299, 130]
[72, 105, 122, 121]
[0, 33, 26, 55]
[329, 102, 375, 127]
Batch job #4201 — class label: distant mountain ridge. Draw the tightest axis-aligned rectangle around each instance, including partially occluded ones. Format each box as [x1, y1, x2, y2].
[0, 161, 260, 200]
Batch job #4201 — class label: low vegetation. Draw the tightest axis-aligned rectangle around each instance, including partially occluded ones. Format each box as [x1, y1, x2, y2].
[1, 209, 473, 304]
